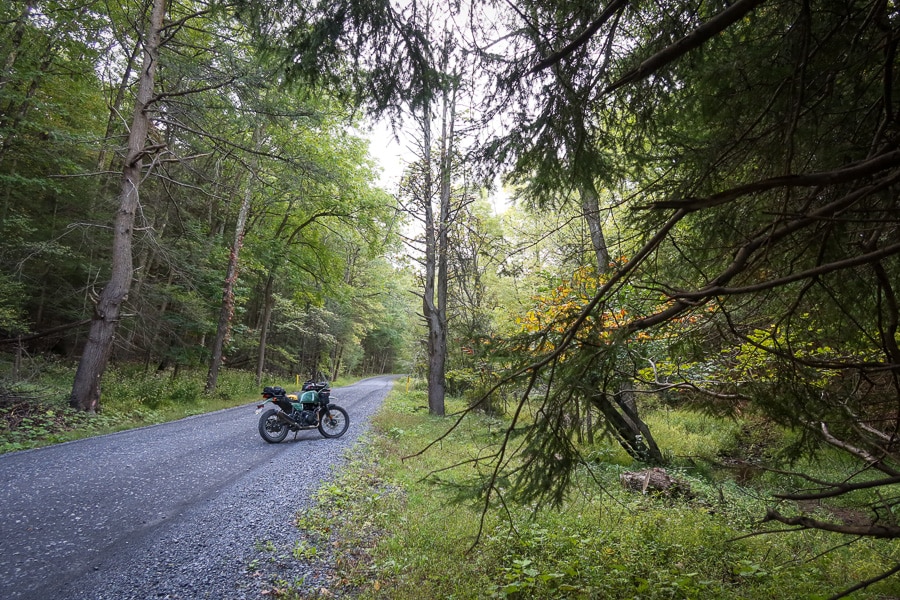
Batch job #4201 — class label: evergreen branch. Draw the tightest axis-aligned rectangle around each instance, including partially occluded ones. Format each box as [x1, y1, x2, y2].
[637, 367, 752, 401]
[0, 319, 91, 345]
[529, 0, 628, 74]
[149, 76, 239, 105]
[671, 240, 900, 299]
[713, 302, 894, 372]
[601, 0, 769, 96]
[646, 149, 900, 211]
[774, 474, 900, 501]
[623, 171, 900, 337]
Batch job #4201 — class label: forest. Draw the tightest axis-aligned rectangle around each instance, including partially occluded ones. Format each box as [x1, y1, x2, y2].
[2, 0, 900, 597]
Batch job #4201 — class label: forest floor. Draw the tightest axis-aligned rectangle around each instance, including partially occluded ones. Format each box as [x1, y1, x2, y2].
[284, 385, 900, 600]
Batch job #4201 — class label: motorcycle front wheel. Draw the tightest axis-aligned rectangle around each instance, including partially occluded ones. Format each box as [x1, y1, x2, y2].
[258, 408, 289, 443]
[318, 405, 349, 438]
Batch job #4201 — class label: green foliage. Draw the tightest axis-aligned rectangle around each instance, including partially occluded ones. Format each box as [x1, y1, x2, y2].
[240, 0, 445, 117]
[0, 271, 28, 334]
[274, 386, 900, 600]
[103, 367, 202, 409]
[0, 0, 409, 402]
[0, 360, 259, 453]
[645, 409, 745, 462]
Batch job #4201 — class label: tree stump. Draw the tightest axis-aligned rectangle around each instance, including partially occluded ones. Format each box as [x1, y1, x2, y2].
[620, 467, 691, 497]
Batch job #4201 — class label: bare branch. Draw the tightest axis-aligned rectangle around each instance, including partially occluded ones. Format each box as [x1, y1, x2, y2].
[764, 507, 900, 538]
[0, 319, 91, 346]
[775, 474, 900, 501]
[817, 421, 900, 477]
[826, 562, 900, 600]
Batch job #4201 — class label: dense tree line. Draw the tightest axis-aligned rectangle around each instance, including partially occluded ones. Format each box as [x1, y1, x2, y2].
[0, 1, 414, 407]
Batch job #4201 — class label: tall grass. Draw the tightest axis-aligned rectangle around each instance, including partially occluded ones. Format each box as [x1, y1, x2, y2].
[0, 359, 267, 452]
[292, 384, 900, 599]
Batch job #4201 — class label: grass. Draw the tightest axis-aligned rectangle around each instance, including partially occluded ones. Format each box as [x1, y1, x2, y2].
[288, 382, 900, 600]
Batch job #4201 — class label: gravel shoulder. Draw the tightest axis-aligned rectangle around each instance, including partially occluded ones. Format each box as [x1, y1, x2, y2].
[0, 375, 396, 600]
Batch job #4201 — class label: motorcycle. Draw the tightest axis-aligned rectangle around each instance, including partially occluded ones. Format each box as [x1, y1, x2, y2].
[256, 381, 349, 443]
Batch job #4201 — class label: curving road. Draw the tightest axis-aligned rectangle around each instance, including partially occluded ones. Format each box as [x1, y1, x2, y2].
[0, 375, 397, 600]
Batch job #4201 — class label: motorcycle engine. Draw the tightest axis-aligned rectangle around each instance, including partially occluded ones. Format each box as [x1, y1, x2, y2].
[299, 410, 317, 425]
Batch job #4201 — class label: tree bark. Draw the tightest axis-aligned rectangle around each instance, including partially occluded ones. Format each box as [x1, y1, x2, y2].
[331, 343, 343, 381]
[422, 83, 457, 416]
[590, 391, 663, 463]
[255, 274, 275, 386]
[205, 127, 259, 393]
[580, 182, 610, 273]
[69, 0, 167, 412]
[578, 181, 609, 441]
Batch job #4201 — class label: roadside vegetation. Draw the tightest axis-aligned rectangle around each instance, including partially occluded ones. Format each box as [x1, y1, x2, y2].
[0, 359, 331, 454]
[289, 383, 900, 600]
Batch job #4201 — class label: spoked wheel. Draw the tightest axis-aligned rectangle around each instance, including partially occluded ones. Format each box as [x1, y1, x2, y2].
[317, 405, 349, 438]
[258, 408, 289, 443]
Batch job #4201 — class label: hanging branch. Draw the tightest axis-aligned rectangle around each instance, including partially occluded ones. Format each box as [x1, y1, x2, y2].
[601, 0, 768, 96]
[529, 0, 628, 74]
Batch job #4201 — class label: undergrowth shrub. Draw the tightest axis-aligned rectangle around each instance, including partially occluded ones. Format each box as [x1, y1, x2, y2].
[0, 359, 259, 453]
[646, 409, 744, 461]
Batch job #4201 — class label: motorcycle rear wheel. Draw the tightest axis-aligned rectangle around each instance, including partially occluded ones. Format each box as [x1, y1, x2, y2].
[317, 405, 349, 438]
[258, 408, 289, 443]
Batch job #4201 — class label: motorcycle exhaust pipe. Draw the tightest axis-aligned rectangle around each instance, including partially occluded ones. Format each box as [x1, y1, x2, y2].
[276, 410, 300, 425]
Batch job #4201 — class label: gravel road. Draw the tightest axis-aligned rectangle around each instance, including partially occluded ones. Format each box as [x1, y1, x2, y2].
[0, 375, 397, 600]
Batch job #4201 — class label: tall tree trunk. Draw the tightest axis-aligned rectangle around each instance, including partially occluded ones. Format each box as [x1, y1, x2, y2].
[579, 180, 609, 442]
[590, 391, 663, 463]
[580, 188, 658, 456]
[420, 46, 461, 417]
[97, 41, 142, 172]
[580, 182, 610, 273]
[206, 128, 260, 393]
[69, 0, 167, 412]
[255, 274, 275, 385]
[422, 101, 446, 416]
[331, 343, 343, 381]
